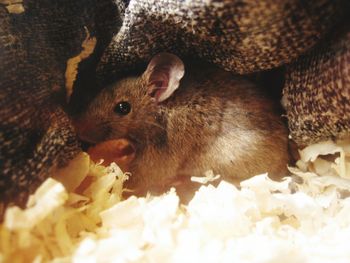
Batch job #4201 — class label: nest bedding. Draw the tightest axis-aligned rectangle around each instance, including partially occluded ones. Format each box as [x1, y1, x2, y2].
[1, 139, 350, 262]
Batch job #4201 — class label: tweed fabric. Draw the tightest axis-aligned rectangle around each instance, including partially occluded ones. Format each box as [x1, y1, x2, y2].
[96, 0, 347, 82]
[0, 0, 348, 204]
[283, 21, 350, 145]
[0, 0, 124, 205]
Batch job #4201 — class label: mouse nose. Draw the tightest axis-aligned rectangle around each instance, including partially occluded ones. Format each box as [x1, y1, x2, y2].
[72, 118, 108, 144]
[87, 138, 136, 171]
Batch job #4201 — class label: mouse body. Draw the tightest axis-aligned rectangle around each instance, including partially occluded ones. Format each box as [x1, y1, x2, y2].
[74, 53, 290, 197]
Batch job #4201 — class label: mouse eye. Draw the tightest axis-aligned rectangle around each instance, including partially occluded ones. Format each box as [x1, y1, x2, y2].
[114, 101, 131, 115]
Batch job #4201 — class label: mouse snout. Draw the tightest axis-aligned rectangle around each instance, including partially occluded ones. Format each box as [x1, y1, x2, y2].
[72, 118, 109, 144]
[87, 138, 136, 171]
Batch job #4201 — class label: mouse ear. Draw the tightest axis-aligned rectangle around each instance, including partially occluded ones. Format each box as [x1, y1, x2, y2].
[143, 52, 185, 102]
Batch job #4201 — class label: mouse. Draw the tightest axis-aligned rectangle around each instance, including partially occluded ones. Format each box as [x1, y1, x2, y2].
[73, 52, 291, 201]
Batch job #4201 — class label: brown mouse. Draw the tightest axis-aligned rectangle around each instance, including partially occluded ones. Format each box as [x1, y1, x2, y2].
[74, 53, 290, 200]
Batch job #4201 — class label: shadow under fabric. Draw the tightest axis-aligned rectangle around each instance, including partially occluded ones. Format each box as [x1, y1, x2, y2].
[0, 0, 349, 205]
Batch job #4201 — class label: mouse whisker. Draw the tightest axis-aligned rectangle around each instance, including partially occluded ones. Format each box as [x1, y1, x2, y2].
[143, 120, 166, 131]
[99, 121, 112, 127]
[127, 134, 143, 145]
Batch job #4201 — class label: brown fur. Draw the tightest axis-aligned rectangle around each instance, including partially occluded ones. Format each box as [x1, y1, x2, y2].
[75, 63, 290, 198]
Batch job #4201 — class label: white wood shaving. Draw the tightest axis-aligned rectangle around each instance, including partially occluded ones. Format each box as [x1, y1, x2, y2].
[1, 140, 350, 262]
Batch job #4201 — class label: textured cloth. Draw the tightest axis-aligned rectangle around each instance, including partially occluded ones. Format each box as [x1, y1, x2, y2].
[0, 0, 349, 204]
[97, 0, 347, 79]
[283, 21, 350, 145]
[0, 0, 124, 204]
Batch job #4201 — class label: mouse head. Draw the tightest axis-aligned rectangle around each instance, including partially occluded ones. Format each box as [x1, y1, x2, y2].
[74, 53, 185, 164]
